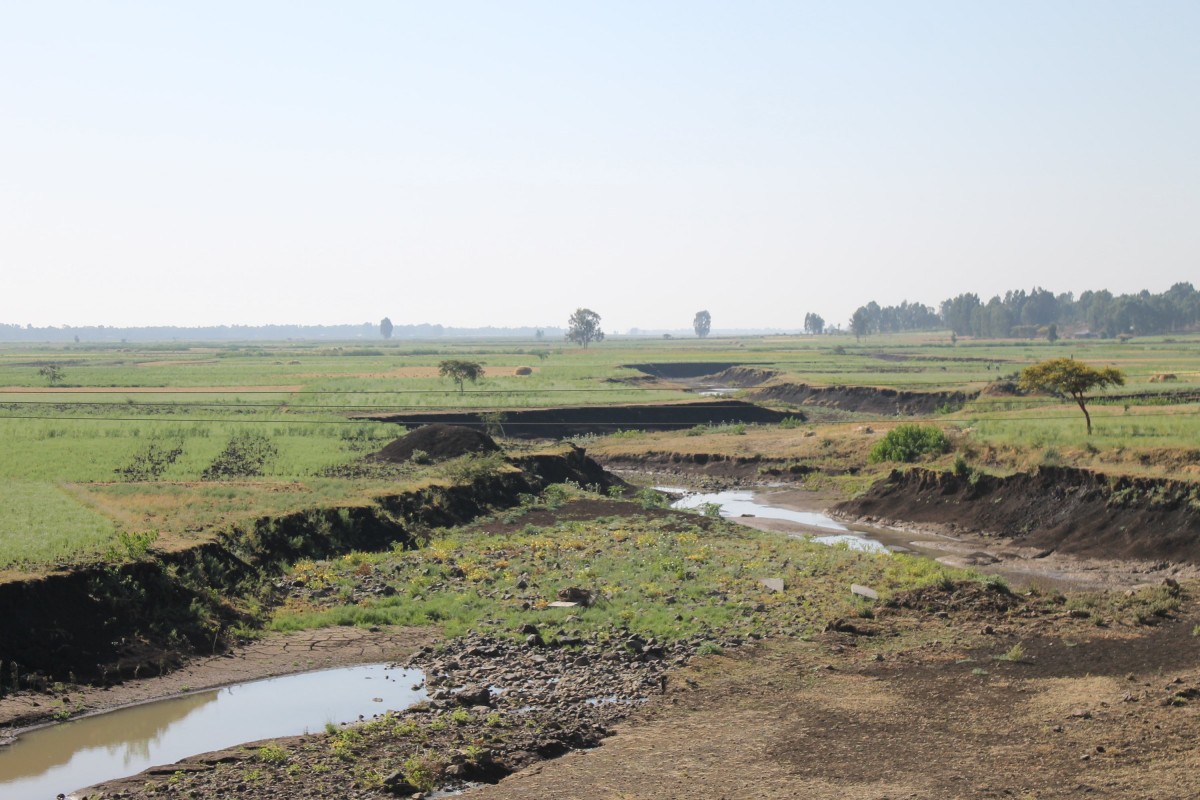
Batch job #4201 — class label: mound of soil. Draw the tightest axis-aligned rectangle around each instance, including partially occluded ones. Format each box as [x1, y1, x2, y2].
[885, 581, 1024, 618]
[374, 424, 501, 463]
[838, 466, 1200, 564]
[624, 362, 772, 379]
[978, 380, 1023, 397]
[753, 383, 974, 416]
[362, 400, 792, 440]
[705, 366, 779, 387]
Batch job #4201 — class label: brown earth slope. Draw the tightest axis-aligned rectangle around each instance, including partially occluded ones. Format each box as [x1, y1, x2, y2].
[754, 383, 974, 415]
[838, 466, 1200, 564]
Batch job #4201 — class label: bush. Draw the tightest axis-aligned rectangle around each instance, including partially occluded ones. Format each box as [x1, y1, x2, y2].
[868, 425, 951, 464]
[202, 431, 279, 479]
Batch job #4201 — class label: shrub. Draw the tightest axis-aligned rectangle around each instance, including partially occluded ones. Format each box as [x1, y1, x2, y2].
[202, 431, 279, 479]
[868, 425, 951, 464]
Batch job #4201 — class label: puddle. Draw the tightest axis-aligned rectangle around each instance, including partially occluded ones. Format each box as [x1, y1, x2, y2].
[662, 487, 890, 553]
[0, 663, 425, 800]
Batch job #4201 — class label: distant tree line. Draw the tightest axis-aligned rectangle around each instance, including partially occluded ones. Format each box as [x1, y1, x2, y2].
[0, 323, 564, 343]
[850, 283, 1200, 339]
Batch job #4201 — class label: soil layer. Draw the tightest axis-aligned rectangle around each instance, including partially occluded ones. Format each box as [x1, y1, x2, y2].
[838, 465, 1200, 564]
[360, 400, 793, 439]
[753, 382, 974, 415]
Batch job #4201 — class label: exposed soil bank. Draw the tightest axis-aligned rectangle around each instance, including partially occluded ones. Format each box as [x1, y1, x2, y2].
[838, 466, 1200, 564]
[598, 451, 832, 484]
[623, 362, 773, 379]
[753, 382, 974, 415]
[360, 400, 793, 439]
[0, 449, 622, 689]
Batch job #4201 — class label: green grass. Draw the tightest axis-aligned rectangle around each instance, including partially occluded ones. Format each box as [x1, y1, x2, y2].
[0, 480, 117, 568]
[2, 332, 1198, 572]
[268, 498, 990, 643]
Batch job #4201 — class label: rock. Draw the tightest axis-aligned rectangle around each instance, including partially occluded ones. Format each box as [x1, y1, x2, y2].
[382, 769, 418, 795]
[850, 584, 879, 601]
[453, 684, 493, 707]
[518, 623, 539, 636]
[759, 578, 784, 593]
[557, 587, 595, 606]
[525, 633, 544, 647]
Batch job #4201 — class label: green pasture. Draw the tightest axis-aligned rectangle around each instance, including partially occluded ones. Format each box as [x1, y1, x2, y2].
[1, 332, 1198, 574]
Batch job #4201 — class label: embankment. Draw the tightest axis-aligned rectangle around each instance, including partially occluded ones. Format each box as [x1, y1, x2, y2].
[753, 383, 973, 415]
[360, 400, 793, 439]
[0, 448, 621, 688]
[837, 466, 1200, 563]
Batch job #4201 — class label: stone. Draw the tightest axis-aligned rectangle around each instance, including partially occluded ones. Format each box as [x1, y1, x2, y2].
[850, 584, 879, 600]
[557, 587, 595, 606]
[453, 684, 492, 707]
[382, 769, 418, 796]
[759, 578, 784, 593]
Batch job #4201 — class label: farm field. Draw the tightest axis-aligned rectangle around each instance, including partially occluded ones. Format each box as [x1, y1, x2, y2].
[1, 332, 1199, 800]
[2, 333, 1198, 574]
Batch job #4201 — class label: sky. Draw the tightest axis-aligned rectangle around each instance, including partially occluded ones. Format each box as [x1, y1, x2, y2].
[1, 1, 1197, 333]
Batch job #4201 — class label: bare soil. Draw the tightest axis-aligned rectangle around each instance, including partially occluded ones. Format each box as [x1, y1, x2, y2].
[839, 466, 1200, 565]
[469, 604, 1200, 800]
[752, 382, 975, 415]
[373, 424, 500, 463]
[359, 400, 791, 440]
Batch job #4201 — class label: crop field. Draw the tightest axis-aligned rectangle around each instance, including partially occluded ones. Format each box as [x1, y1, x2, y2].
[2, 332, 1198, 575]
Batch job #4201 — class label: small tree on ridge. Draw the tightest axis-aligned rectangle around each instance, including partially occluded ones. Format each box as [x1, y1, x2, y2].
[693, 310, 711, 339]
[566, 308, 604, 348]
[438, 359, 484, 394]
[1018, 358, 1124, 435]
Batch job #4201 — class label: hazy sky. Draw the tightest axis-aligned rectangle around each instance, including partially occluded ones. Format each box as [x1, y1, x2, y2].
[2, 2, 1197, 332]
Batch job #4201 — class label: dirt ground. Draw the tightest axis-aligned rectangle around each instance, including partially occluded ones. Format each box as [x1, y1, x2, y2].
[0, 627, 433, 739]
[470, 606, 1200, 800]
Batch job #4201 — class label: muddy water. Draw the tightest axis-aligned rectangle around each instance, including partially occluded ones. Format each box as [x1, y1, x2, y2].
[0, 663, 425, 800]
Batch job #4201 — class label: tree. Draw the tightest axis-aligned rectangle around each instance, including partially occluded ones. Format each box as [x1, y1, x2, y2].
[693, 310, 711, 338]
[566, 308, 604, 348]
[38, 364, 64, 386]
[1046, 323, 1058, 344]
[1018, 358, 1125, 435]
[804, 312, 825, 335]
[850, 308, 869, 342]
[380, 317, 394, 339]
[438, 359, 484, 394]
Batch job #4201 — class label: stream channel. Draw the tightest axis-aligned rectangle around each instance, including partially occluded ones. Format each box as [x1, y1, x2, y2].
[661, 487, 947, 556]
[0, 663, 425, 800]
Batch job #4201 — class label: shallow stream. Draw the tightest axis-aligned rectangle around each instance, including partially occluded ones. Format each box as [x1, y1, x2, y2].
[0, 663, 425, 800]
[662, 487, 912, 554]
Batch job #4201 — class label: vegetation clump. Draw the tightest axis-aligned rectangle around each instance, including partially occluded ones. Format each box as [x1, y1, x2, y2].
[202, 431, 279, 479]
[868, 425, 951, 464]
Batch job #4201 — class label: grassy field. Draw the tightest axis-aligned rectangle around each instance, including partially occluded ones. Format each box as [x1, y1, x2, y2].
[2, 332, 1198, 574]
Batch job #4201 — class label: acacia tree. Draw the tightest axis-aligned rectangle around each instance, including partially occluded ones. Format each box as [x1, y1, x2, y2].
[380, 317, 394, 339]
[438, 359, 484, 393]
[693, 310, 711, 338]
[566, 308, 604, 348]
[1018, 358, 1125, 435]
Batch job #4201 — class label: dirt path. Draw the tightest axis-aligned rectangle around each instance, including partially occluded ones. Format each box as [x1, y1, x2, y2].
[469, 612, 1200, 799]
[0, 627, 433, 738]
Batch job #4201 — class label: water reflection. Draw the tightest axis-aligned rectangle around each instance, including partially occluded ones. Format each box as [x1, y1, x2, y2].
[663, 488, 849, 529]
[0, 663, 425, 800]
[663, 487, 890, 553]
